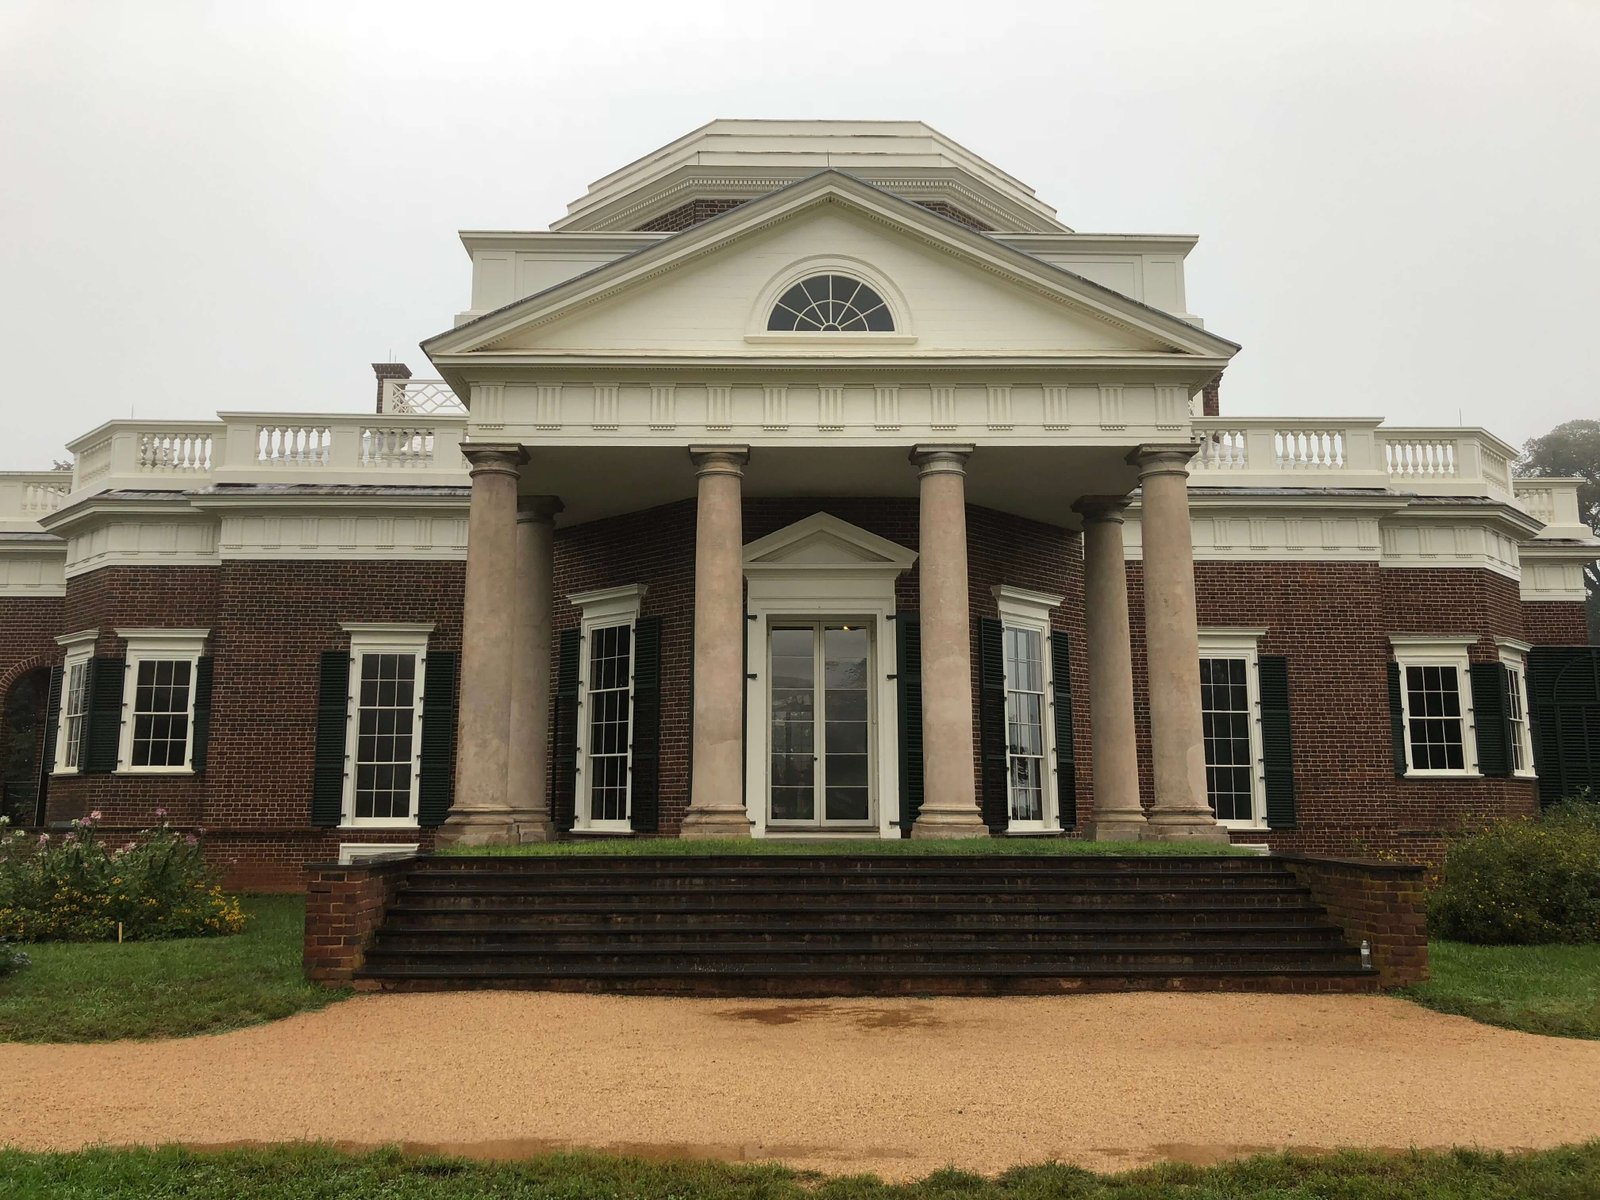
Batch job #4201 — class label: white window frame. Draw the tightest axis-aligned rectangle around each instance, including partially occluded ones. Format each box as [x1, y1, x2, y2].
[114, 628, 209, 774]
[1496, 637, 1537, 779]
[338, 842, 420, 865]
[993, 586, 1065, 834]
[340, 623, 432, 829]
[568, 586, 645, 834]
[1390, 635, 1480, 778]
[1197, 627, 1269, 831]
[52, 628, 98, 776]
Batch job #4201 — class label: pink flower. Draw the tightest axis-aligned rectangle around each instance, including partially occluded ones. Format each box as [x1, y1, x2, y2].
[36, 833, 49, 846]
[62, 833, 74, 844]
[89, 810, 102, 821]
[154, 808, 167, 819]
[121, 841, 136, 853]
[184, 834, 198, 846]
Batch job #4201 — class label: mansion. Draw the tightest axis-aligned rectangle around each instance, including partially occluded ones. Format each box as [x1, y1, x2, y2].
[1, 121, 1596, 889]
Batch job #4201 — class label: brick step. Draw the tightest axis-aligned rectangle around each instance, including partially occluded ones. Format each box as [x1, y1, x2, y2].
[382, 900, 1334, 924]
[410, 858, 1283, 877]
[372, 922, 1350, 947]
[393, 887, 1316, 912]
[363, 941, 1360, 969]
[402, 868, 1299, 890]
[353, 962, 1378, 997]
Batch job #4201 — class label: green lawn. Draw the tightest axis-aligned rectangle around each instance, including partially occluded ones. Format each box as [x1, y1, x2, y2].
[0, 895, 346, 1042]
[437, 836, 1249, 857]
[4, 1143, 1599, 1199]
[1402, 941, 1600, 1040]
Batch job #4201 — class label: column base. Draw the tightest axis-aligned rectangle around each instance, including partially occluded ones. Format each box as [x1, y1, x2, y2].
[1082, 815, 1149, 842]
[679, 808, 753, 840]
[435, 809, 522, 848]
[909, 808, 990, 839]
[1142, 815, 1232, 844]
[509, 813, 557, 844]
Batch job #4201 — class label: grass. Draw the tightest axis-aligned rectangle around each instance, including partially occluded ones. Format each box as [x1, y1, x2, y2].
[437, 836, 1249, 857]
[1402, 941, 1600, 1040]
[4, 1143, 1600, 1199]
[0, 895, 346, 1042]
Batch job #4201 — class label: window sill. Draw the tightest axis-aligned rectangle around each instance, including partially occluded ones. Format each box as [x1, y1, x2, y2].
[339, 821, 421, 831]
[1403, 770, 1483, 780]
[114, 768, 195, 777]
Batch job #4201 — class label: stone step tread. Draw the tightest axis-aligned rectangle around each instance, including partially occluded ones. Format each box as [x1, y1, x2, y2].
[356, 962, 1373, 980]
[407, 864, 1287, 878]
[365, 940, 1357, 958]
[375, 921, 1349, 937]
[396, 883, 1309, 898]
[384, 901, 1332, 917]
[421, 855, 1278, 867]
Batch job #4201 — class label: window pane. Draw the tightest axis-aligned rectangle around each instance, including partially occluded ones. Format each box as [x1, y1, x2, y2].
[129, 658, 193, 769]
[1405, 662, 1466, 771]
[1002, 626, 1048, 824]
[1200, 656, 1254, 821]
[352, 650, 418, 820]
[583, 624, 634, 823]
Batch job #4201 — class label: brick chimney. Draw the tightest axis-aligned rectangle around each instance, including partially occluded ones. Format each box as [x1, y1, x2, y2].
[372, 363, 412, 413]
[1201, 372, 1223, 417]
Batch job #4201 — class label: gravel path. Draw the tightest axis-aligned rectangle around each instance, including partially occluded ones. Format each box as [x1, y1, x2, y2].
[2, 992, 1599, 1179]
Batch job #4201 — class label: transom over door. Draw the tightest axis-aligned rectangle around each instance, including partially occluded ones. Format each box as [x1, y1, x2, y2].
[768, 623, 873, 826]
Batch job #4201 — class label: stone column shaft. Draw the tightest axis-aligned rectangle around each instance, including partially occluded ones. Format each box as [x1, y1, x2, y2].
[507, 495, 562, 842]
[910, 445, 987, 838]
[1130, 444, 1229, 842]
[1072, 496, 1146, 841]
[439, 444, 525, 846]
[681, 446, 753, 839]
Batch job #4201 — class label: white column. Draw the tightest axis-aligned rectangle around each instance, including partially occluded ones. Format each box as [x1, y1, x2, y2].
[1072, 495, 1147, 841]
[909, 444, 987, 838]
[1129, 444, 1229, 842]
[681, 445, 753, 839]
[507, 495, 562, 842]
[439, 444, 525, 846]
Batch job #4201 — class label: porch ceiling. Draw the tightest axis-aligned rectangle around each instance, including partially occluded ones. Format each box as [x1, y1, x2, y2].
[520, 443, 1142, 529]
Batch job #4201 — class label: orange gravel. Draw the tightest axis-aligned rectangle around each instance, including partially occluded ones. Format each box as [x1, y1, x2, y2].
[2, 992, 1599, 1179]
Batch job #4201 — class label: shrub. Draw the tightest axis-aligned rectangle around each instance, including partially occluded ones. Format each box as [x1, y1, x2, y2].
[0, 813, 246, 942]
[1429, 799, 1600, 944]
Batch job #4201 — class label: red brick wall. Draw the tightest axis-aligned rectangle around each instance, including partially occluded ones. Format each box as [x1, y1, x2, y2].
[1126, 561, 1541, 863]
[303, 855, 411, 986]
[1525, 600, 1591, 645]
[1280, 854, 1429, 986]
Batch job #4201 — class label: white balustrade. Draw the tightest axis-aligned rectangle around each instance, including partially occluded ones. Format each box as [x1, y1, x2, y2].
[360, 426, 436, 468]
[1383, 437, 1458, 478]
[1274, 427, 1345, 470]
[23, 479, 69, 515]
[1192, 427, 1248, 470]
[75, 437, 112, 484]
[1517, 485, 1556, 523]
[137, 430, 214, 473]
[256, 423, 333, 467]
[382, 379, 464, 415]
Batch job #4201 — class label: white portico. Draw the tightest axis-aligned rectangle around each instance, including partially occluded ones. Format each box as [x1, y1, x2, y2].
[417, 122, 1242, 844]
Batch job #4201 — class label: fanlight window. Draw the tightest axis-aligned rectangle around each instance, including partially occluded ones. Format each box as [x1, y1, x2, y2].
[767, 274, 894, 332]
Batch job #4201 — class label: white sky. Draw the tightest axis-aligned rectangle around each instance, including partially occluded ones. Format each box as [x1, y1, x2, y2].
[3, 0, 1597, 468]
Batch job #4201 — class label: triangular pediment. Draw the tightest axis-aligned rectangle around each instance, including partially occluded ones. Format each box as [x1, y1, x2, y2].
[425, 172, 1239, 365]
[743, 513, 916, 572]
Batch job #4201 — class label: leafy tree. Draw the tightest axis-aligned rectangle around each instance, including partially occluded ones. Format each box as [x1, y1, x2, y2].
[1520, 419, 1600, 639]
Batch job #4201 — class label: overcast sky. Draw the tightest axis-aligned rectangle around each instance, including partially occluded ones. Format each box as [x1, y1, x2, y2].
[3, 0, 1596, 468]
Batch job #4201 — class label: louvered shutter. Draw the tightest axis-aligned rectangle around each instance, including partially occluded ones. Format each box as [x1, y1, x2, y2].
[551, 628, 582, 832]
[1529, 647, 1600, 806]
[630, 617, 662, 834]
[1387, 661, 1409, 776]
[1049, 630, 1076, 830]
[34, 665, 63, 824]
[895, 613, 923, 837]
[978, 617, 1009, 831]
[310, 650, 350, 827]
[82, 657, 126, 775]
[417, 650, 458, 827]
[1258, 654, 1296, 828]
[189, 656, 214, 774]
[1469, 662, 1514, 779]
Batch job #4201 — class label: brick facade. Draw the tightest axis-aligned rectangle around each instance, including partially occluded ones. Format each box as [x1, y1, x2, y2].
[1525, 600, 1591, 645]
[1280, 854, 1429, 986]
[303, 855, 410, 985]
[3, 505, 1591, 887]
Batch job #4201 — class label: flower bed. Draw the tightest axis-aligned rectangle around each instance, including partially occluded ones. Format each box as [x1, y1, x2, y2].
[0, 811, 245, 942]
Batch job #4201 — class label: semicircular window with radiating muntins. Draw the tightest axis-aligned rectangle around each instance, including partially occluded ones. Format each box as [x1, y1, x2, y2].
[766, 274, 895, 332]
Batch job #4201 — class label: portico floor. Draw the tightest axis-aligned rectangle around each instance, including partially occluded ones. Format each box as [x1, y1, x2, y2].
[3, 992, 1599, 1180]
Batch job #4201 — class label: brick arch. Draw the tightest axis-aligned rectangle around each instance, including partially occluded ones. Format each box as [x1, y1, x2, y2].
[0, 653, 57, 699]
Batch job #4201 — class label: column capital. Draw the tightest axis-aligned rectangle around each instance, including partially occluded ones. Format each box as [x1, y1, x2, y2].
[1127, 442, 1199, 480]
[1072, 494, 1133, 524]
[689, 445, 750, 478]
[463, 443, 528, 479]
[516, 495, 564, 524]
[910, 444, 975, 478]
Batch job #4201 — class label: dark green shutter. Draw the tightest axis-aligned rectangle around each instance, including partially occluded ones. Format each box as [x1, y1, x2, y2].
[34, 665, 63, 824]
[1387, 661, 1408, 777]
[978, 617, 1009, 831]
[630, 617, 662, 833]
[1049, 630, 1077, 830]
[189, 656, 214, 774]
[417, 650, 458, 827]
[1258, 655, 1296, 828]
[310, 650, 349, 827]
[551, 628, 582, 832]
[82, 656, 126, 775]
[895, 613, 924, 837]
[1469, 662, 1514, 779]
[1529, 647, 1600, 806]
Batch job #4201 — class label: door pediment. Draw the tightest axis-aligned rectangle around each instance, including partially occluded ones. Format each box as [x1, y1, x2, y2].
[743, 512, 917, 573]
